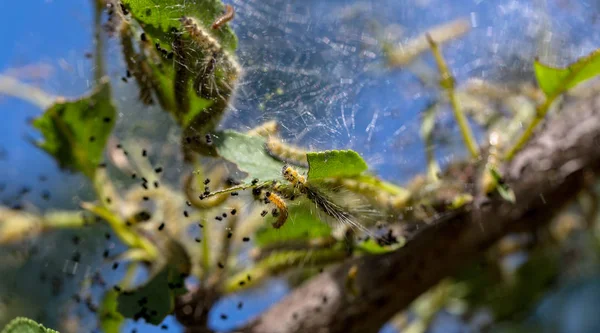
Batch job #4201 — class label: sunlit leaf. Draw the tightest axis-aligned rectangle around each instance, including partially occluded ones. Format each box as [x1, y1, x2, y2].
[31, 80, 115, 179]
[255, 203, 332, 247]
[0, 317, 59, 333]
[213, 130, 288, 181]
[307, 150, 368, 180]
[99, 290, 124, 333]
[117, 265, 187, 325]
[534, 48, 600, 97]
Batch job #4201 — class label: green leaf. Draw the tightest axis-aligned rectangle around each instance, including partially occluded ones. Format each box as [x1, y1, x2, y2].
[214, 130, 289, 181]
[355, 237, 405, 254]
[307, 150, 368, 180]
[117, 265, 187, 325]
[121, 0, 237, 52]
[255, 203, 332, 247]
[534, 48, 600, 97]
[1, 317, 59, 333]
[99, 290, 124, 333]
[31, 80, 115, 179]
[489, 168, 515, 203]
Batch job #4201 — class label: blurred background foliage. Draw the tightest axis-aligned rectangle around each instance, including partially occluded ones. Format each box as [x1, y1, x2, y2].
[2, 0, 600, 333]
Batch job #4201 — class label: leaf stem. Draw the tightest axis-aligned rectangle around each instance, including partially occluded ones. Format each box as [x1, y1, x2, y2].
[504, 96, 555, 160]
[426, 34, 478, 158]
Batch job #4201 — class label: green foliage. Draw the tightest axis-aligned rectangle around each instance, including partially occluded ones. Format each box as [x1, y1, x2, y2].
[534, 48, 600, 98]
[255, 203, 332, 247]
[0, 318, 59, 333]
[306, 150, 368, 180]
[117, 265, 187, 325]
[121, 0, 237, 52]
[355, 237, 406, 254]
[31, 80, 115, 179]
[99, 290, 124, 333]
[213, 130, 289, 181]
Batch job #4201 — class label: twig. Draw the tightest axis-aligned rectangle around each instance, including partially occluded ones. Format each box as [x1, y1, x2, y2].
[0, 74, 56, 109]
[426, 34, 479, 158]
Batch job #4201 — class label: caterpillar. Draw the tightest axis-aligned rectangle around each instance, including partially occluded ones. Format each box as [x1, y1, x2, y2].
[265, 137, 309, 167]
[180, 16, 223, 55]
[178, 15, 241, 158]
[179, 15, 240, 100]
[247, 120, 279, 138]
[322, 177, 410, 210]
[212, 5, 235, 30]
[264, 191, 289, 229]
[251, 185, 290, 229]
[281, 165, 371, 235]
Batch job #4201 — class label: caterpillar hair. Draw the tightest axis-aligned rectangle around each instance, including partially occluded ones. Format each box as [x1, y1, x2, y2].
[281, 165, 373, 236]
[247, 120, 279, 138]
[212, 5, 235, 30]
[180, 16, 223, 55]
[266, 137, 309, 167]
[282, 165, 307, 189]
[264, 191, 289, 229]
[322, 178, 410, 210]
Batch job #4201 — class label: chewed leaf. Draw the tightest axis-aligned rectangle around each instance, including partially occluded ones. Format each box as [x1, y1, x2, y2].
[534, 48, 600, 97]
[117, 265, 187, 325]
[213, 130, 287, 181]
[1, 317, 59, 333]
[31, 79, 115, 179]
[307, 150, 368, 180]
[99, 290, 124, 333]
[255, 203, 332, 248]
[121, 0, 237, 52]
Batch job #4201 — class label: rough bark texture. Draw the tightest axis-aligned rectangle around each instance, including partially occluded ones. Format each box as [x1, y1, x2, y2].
[240, 94, 600, 333]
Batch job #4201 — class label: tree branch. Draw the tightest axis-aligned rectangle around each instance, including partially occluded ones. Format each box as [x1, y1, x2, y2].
[242, 93, 600, 333]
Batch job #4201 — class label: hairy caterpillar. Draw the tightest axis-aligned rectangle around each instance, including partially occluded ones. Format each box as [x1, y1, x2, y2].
[322, 177, 410, 210]
[247, 120, 279, 138]
[178, 15, 241, 157]
[265, 137, 309, 167]
[179, 15, 240, 101]
[251, 185, 290, 229]
[264, 191, 288, 229]
[212, 5, 235, 30]
[281, 165, 372, 235]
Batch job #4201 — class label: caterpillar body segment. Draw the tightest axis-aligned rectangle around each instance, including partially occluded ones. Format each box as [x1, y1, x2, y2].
[265, 191, 289, 229]
[247, 120, 279, 138]
[265, 137, 309, 167]
[321, 177, 411, 210]
[212, 5, 235, 30]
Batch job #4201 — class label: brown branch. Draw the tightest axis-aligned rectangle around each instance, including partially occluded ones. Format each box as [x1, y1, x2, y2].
[241, 93, 600, 333]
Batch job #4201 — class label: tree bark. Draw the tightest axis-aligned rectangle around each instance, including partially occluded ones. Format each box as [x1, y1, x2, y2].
[242, 94, 600, 333]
